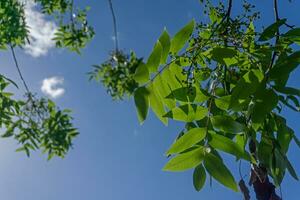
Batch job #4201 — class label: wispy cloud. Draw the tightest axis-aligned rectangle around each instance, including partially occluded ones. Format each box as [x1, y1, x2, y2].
[41, 76, 65, 98]
[23, 0, 57, 57]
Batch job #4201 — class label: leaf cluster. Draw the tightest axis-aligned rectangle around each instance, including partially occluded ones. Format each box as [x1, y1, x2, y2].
[97, 0, 300, 193]
[0, 77, 78, 160]
[89, 51, 143, 100]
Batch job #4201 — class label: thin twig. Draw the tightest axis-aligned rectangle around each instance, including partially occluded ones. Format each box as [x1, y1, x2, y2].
[239, 160, 243, 179]
[10, 45, 30, 93]
[108, 0, 119, 52]
[266, 0, 280, 75]
[10, 45, 44, 120]
[70, 0, 75, 31]
[223, 0, 233, 94]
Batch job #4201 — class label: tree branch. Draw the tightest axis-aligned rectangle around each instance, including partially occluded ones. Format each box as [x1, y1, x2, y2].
[108, 0, 119, 52]
[10, 45, 30, 94]
[266, 0, 280, 76]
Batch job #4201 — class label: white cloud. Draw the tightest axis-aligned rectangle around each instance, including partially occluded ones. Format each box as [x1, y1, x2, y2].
[22, 0, 57, 57]
[41, 76, 65, 98]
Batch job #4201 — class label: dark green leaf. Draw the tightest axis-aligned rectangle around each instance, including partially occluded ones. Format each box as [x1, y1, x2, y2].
[193, 164, 206, 191]
[230, 70, 264, 111]
[293, 134, 300, 149]
[285, 156, 299, 180]
[259, 19, 286, 41]
[134, 87, 150, 124]
[274, 86, 300, 97]
[204, 153, 238, 192]
[252, 89, 278, 124]
[206, 47, 238, 66]
[270, 51, 300, 79]
[211, 116, 245, 134]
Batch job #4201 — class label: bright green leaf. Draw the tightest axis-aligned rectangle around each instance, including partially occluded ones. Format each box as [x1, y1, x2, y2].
[147, 41, 162, 73]
[215, 95, 231, 110]
[208, 132, 249, 160]
[159, 29, 171, 64]
[148, 84, 168, 125]
[163, 104, 208, 122]
[170, 20, 195, 54]
[153, 74, 176, 109]
[163, 146, 206, 172]
[166, 86, 208, 103]
[134, 63, 149, 84]
[167, 128, 206, 155]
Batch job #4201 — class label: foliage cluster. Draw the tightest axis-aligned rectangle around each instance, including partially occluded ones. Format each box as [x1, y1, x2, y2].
[0, 0, 94, 159]
[94, 0, 300, 196]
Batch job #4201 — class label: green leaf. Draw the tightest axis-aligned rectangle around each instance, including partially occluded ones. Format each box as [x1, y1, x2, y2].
[205, 47, 238, 66]
[293, 134, 300, 149]
[285, 156, 299, 180]
[215, 95, 231, 110]
[209, 7, 221, 24]
[270, 51, 300, 79]
[274, 86, 300, 97]
[148, 84, 168, 125]
[259, 19, 286, 41]
[236, 134, 247, 151]
[163, 104, 208, 122]
[167, 128, 206, 155]
[134, 87, 150, 124]
[282, 28, 300, 44]
[147, 41, 163, 72]
[159, 29, 171, 64]
[163, 146, 206, 172]
[193, 164, 206, 191]
[258, 137, 273, 167]
[134, 63, 149, 84]
[166, 86, 208, 103]
[170, 20, 195, 54]
[230, 69, 264, 110]
[277, 123, 293, 154]
[208, 132, 249, 160]
[271, 150, 286, 185]
[204, 153, 238, 192]
[166, 63, 186, 90]
[211, 116, 245, 134]
[153, 74, 176, 109]
[283, 28, 300, 38]
[252, 89, 278, 124]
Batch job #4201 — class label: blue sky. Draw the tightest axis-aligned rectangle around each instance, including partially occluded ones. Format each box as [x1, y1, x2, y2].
[0, 0, 299, 199]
